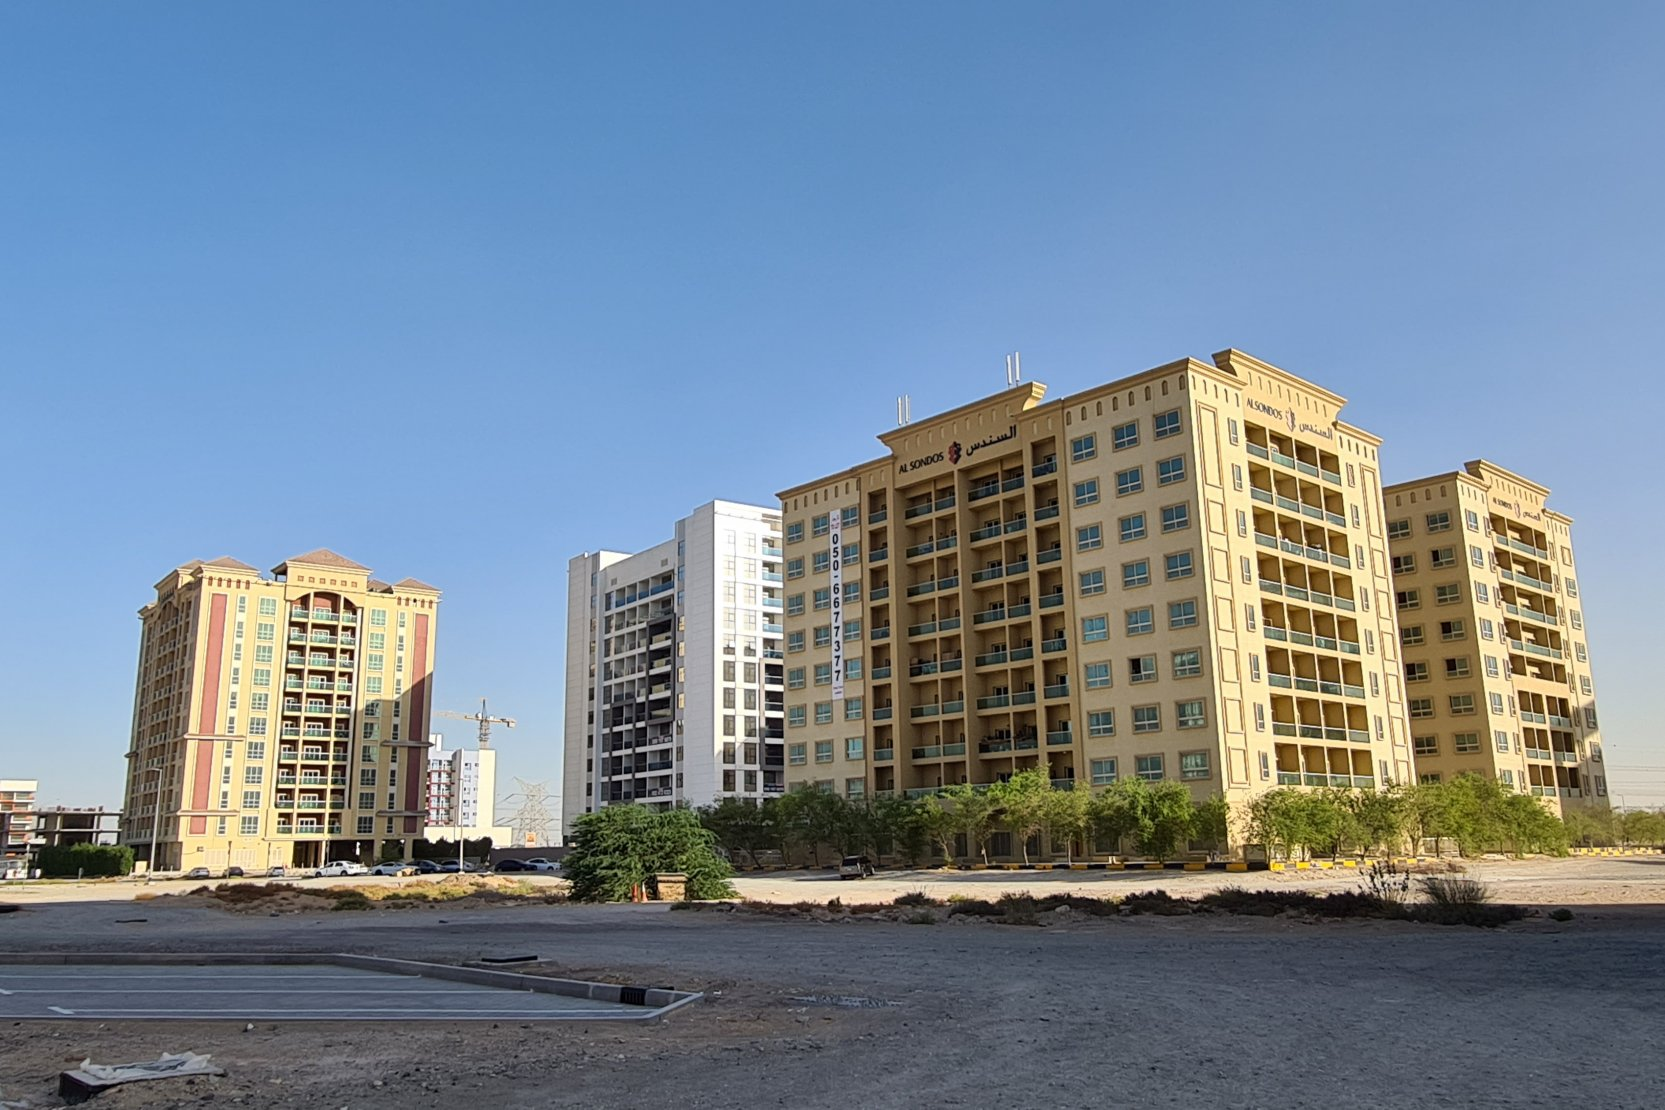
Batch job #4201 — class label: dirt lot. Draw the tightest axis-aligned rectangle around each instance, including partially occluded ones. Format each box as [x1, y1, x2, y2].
[0, 859, 1661, 1108]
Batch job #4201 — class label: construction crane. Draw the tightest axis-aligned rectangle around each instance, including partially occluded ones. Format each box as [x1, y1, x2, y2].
[436, 697, 516, 748]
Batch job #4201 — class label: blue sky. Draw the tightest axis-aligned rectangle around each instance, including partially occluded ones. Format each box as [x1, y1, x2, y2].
[3, 3, 1661, 811]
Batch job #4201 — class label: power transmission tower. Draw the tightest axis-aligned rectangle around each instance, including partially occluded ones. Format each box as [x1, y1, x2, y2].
[502, 778, 556, 847]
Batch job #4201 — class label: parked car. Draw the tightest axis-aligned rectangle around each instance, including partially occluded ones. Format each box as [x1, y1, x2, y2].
[316, 860, 369, 878]
[226, 865, 245, 878]
[494, 858, 530, 873]
[837, 855, 876, 880]
[184, 866, 212, 880]
[409, 859, 442, 874]
[437, 860, 481, 873]
[369, 861, 417, 876]
[268, 865, 287, 878]
[524, 858, 561, 873]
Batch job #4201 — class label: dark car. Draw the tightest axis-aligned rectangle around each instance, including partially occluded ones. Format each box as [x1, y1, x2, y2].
[494, 858, 530, 873]
[410, 860, 442, 874]
[227, 866, 245, 878]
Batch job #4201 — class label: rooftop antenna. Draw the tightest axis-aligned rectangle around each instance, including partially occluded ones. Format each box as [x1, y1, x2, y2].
[1005, 352, 1023, 386]
[897, 394, 911, 426]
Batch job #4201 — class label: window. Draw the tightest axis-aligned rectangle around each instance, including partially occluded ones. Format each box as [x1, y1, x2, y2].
[813, 663, 833, 686]
[1430, 547, 1456, 569]
[1070, 434, 1097, 462]
[1489, 692, 1506, 714]
[1176, 700, 1205, 729]
[844, 698, 864, 720]
[365, 676, 383, 694]
[1454, 731, 1481, 753]
[1157, 457, 1186, 486]
[1445, 657, 1471, 678]
[1074, 479, 1100, 507]
[1390, 554, 1416, 575]
[1120, 514, 1147, 542]
[1232, 464, 1243, 491]
[1089, 756, 1117, 783]
[1575, 642, 1587, 662]
[1168, 600, 1198, 629]
[845, 736, 864, 760]
[1474, 583, 1490, 604]
[1406, 661, 1429, 682]
[359, 769, 377, 787]
[788, 743, 807, 766]
[1425, 510, 1452, 533]
[1164, 552, 1193, 580]
[845, 619, 862, 640]
[1570, 609, 1582, 630]
[787, 594, 805, 616]
[1088, 710, 1116, 738]
[1129, 655, 1157, 683]
[1470, 546, 1486, 568]
[1254, 703, 1266, 731]
[786, 557, 805, 579]
[1079, 569, 1106, 596]
[1449, 694, 1476, 715]
[1172, 649, 1201, 678]
[1409, 697, 1434, 719]
[1401, 625, 1425, 647]
[813, 587, 831, 611]
[1566, 576, 1578, 598]
[1396, 589, 1421, 610]
[812, 551, 830, 573]
[1481, 655, 1499, 678]
[1180, 750, 1210, 778]
[787, 630, 805, 653]
[1494, 730, 1511, 753]
[814, 739, 834, 762]
[845, 777, 866, 800]
[1464, 510, 1480, 531]
[1115, 467, 1144, 496]
[1134, 753, 1163, 778]
[369, 608, 387, 627]
[788, 705, 806, 727]
[1248, 653, 1261, 681]
[1585, 707, 1598, 729]
[240, 816, 259, 836]
[1122, 560, 1150, 588]
[1084, 662, 1111, 689]
[812, 514, 830, 537]
[1132, 706, 1160, 734]
[1154, 409, 1181, 439]
[1580, 674, 1593, 696]
[841, 506, 859, 528]
[241, 790, 261, 809]
[1126, 607, 1153, 636]
[1077, 524, 1103, 552]
[1082, 615, 1109, 643]
[255, 645, 272, 663]
[243, 766, 262, 784]
[1479, 618, 1494, 641]
[843, 543, 860, 563]
[814, 702, 833, 725]
[257, 597, 277, 616]
[1112, 421, 1139, 450]
[813, 626, 831, 648]
[1387, 519, 1411, 540]
[1227, 418, 1239, 444]
[1431, 584, 1459, 605]
[845, 657, 863, 679]
[256, 622, 274, 642]
[1160, 503, 1190, 532]
[1440, 620, 1465, 641]
[1413, 736, 1438, 756]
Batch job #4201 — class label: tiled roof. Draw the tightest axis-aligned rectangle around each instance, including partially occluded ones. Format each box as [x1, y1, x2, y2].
[366, 578, 393, 593]
[278, 549, 371, 572]
[202, 556, 259, 571]
[391, 577, 441, 593]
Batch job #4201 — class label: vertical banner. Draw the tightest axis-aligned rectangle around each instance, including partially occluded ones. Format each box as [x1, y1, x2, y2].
[829, 512, 844, 699]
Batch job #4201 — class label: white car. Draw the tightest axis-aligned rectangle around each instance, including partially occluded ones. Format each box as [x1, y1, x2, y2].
[315, 860, 369, 878]
[369, 861, 417, 876]
[525, 858, 561, 873]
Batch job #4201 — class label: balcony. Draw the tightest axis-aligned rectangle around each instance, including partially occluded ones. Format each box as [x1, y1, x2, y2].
[911, 705, 940, 719]
[1039, 593, 1064, 610]
[1032, 460, 1058, 478]
[870, 547, 889, 562]
[906, 540, 936, 559]
[1043, 682, 1070, 699]
[873, 706, 893, 720]
[870, 665, 893, 680]
[1036, 547, 1062, 565]
[968, 483, 1001, 503]
[871, 585, 891, 600]
[906, 580, 938, 597]
[1045, 730, 1073, 746]
[1003, 517, 1028, 535]
[1033, 505, 1060, 522]
[970, 523, 1003, 543]
[873, 748, 894, 762]
[908, 621, 938, 638]
[868, 509, 888, 524]
[977, 694, 1011, 710]
[975, 650, 1008, 668]
[1041, 637, 1067, 654]
[872, 626, 891, 640]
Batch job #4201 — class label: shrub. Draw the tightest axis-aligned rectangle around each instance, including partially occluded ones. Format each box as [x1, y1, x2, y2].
[1361, 860, 1411, 908]
[893, 890, 940, 908]
[1418, 875, 1492, 907]
[37, 843, 134, 878]
[564, 805, 735, 903]
[1121, 889, 1192, 916]
[1549, 908, 1575, 922]
[945, 898, 1004, 918]
[904, 910, 938, 925]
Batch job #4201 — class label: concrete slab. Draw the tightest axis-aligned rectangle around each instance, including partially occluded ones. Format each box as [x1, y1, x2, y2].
[0, 955, 702, 1022]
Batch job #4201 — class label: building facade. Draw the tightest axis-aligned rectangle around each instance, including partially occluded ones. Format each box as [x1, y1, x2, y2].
[0, 780, 39, 864]
[423, 733, 512, 844]
[120, 551, 441, 872]
[563, 501, 785, 835]
[1384, 462, 1607, 811]
[778, 351, 1414, 843]
[37, 807, 122, 849]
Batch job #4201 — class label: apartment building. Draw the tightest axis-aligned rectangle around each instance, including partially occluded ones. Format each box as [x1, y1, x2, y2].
[120, 551, 441, 872]
[423, 733, 512, 844]
[1384, 462, 1606, 811]
[0, 780, 39, 861]
[778, 351, 1414, 841]
[562, 501, 786, 835]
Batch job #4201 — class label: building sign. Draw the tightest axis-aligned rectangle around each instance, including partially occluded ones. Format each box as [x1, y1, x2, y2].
[829, 515, 844, 699]
[1490, 496, 1543, 522]
[1245, 398, 1333, 441]
[895, 424, 1020, 476]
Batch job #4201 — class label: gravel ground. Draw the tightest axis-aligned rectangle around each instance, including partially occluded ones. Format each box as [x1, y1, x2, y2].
[1, 863, 1663, 1109]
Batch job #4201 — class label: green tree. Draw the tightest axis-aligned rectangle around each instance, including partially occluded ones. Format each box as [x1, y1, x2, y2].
[990, 769, 1052, 864]
[918, 794, 960, 865]
[1348, 787, 1410, 855]
[37, 843, 133, 878]
[1190, 794, 1231, 857]
[1100, 778, 1194, 860]
[1088, 783, 1138, 858]
[697, 797, 773, 868]
[942, 783, 998, 864]
[1044, 781, 1093, 864]
[564, 805, 735, 902]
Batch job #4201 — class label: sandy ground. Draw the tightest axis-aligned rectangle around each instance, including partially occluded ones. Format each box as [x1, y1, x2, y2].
[0, 858, 1660, 1108]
